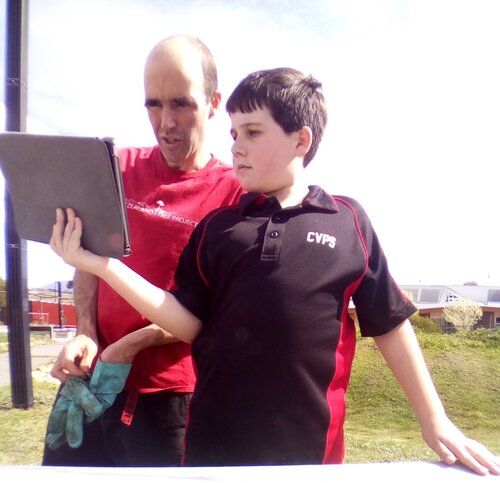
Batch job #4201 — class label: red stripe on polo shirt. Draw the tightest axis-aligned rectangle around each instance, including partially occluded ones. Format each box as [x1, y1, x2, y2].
[323, 197, 369, 463]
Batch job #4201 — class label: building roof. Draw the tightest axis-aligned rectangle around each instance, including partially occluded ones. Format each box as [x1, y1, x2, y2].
[400, 284, 500, 310]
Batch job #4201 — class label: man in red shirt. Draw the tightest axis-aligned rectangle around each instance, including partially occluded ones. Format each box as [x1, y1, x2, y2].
[42, 35, 243, 466]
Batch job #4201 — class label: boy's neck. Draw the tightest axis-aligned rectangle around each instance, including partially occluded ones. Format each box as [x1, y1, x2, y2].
[269, 181, 310, 209]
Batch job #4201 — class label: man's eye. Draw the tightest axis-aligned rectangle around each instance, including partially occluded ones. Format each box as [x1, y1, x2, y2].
[248, 130, 260, 137]
[145, 100, 161, 109]
[173, 99, 194, 108]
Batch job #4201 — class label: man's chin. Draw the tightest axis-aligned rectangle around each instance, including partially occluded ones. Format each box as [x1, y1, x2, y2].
[159, 147, 186, 168]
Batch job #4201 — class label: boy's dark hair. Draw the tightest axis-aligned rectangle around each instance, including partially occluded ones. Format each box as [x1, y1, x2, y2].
[226, 67, 328, 166]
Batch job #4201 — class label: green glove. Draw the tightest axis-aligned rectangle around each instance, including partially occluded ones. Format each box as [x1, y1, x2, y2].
[45, 376, 90, 450]
[86, 360, 132, 421]
[46, 360, 131, 450]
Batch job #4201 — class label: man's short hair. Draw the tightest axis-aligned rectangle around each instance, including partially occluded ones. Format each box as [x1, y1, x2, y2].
[187, 36, 218, 102]
[226, 67, 328, 166]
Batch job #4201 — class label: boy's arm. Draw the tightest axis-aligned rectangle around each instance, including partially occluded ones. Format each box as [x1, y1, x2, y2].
[50, 208, 202, 343]
[373, 319, 499, 476]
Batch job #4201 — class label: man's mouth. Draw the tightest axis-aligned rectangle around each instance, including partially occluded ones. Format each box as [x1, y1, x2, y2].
[161, 135, 182, 145]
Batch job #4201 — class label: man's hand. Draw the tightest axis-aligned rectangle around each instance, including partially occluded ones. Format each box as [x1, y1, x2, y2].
[50, 334, 98, 383]
[50, 208, 107, 274]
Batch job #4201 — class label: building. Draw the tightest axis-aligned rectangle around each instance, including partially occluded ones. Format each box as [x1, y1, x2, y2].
[28, 281, 75, 328]
[401, 284, 500, 332]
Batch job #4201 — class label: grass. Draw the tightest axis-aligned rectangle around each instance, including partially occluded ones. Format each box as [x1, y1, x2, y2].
[0, 330, 498, 465]
[0, 333, 54, 354]
[0, 332, 59, 465]
[344, 330, 500, 463]
[0, 380, 57, 464]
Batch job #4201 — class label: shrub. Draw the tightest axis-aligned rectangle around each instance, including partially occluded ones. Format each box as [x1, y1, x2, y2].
[410, 313, 440, 333]
[457, 328, 500, 348]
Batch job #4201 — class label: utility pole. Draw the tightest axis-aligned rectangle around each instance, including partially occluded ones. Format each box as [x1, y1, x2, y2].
[56, 281, 63, 328]
[5, 0, 33, 408]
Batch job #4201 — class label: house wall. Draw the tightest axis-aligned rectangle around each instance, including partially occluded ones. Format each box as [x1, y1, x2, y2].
[418, 307, 500, 331]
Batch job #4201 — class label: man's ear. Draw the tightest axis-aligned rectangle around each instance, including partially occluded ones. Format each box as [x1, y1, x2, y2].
[208, 91, 222, 118]
[296, 126, 313, 157]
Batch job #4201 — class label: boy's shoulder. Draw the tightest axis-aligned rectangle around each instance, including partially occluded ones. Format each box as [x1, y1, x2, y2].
[329, 193, 366, 212]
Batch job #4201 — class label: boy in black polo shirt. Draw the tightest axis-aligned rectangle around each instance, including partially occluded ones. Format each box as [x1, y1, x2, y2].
[50, 68, 499, 475]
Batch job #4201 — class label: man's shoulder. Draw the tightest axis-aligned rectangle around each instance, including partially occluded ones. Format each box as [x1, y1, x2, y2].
[205, 156, 243, 189]
[208, 156, 234, 173]
[118, 145, 159, 164]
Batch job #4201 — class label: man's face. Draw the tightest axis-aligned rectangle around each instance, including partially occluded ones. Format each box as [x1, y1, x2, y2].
[229, 107, 302, 196]
[144, 53, 218, 171]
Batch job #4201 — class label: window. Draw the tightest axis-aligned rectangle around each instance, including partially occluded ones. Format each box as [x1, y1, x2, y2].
[420, 288, 441, 303]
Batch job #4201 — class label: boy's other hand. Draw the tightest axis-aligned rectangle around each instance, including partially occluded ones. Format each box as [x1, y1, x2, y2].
[422, 415, 500, 476]
[50, 208, 107, 275]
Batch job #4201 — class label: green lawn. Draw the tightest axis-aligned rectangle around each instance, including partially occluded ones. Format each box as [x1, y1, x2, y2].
[344, 331, 500, 462]
[0, 330, 498, 465]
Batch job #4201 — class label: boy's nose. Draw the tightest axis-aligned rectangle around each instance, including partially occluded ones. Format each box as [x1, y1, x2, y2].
[231, 140, 245, 157]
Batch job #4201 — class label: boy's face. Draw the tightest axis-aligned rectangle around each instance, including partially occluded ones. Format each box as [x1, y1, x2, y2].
[229, 107, 303, 196]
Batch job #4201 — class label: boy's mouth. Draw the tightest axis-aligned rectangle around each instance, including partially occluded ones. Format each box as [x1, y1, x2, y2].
[236, 163, 251, 172]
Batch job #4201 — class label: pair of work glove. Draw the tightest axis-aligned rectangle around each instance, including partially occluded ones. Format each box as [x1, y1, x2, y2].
[46, 359, 131, 450]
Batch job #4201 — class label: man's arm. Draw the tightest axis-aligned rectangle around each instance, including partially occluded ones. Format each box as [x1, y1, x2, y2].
[100, 324, 180, 363]
[73, 263, 181, 364]
[50, 269, 99, 381]
[373, 319, 499, 476]
[73, 269, 99, 341]
[50, 208, 202, 344]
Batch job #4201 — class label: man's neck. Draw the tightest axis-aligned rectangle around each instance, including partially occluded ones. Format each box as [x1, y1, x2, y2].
[162, 151, 212, 173]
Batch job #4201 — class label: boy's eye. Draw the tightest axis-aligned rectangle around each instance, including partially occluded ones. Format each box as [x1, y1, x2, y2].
[248, 129, 260, 137]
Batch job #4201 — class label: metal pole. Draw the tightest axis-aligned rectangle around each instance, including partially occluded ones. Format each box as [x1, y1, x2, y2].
[5, 0, 33, 408]
[56, 281, 63, 328]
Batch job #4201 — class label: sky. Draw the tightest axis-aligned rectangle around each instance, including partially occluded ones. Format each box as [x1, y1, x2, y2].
[0, 0, 499, 288]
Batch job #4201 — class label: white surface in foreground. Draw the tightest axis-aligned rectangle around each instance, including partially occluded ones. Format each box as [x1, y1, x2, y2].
[1, 461, 497, 482]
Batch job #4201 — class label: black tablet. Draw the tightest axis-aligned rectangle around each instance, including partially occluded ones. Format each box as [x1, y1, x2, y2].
[0, 132, 131, 258]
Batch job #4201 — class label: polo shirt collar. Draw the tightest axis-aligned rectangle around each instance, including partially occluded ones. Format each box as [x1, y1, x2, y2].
[239, 185, 339, 215]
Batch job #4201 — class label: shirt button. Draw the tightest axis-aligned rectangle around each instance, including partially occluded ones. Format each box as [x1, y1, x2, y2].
[270, 230, 280, 239]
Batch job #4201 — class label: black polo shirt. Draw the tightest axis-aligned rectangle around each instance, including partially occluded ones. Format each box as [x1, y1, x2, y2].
[172, 185, 416, 467]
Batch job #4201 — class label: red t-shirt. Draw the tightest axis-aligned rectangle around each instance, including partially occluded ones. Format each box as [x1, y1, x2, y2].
[97, 146, 243, 393]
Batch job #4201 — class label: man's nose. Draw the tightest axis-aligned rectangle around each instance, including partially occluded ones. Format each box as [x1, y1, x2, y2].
[160, 108, 176, 130]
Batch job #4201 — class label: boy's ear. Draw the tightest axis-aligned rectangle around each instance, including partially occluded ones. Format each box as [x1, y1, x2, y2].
[295, 126, 313, 157]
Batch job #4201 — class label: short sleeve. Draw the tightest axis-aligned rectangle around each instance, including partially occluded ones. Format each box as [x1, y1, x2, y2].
[350, 200, 417, 336]
[170, 218, 212, 322]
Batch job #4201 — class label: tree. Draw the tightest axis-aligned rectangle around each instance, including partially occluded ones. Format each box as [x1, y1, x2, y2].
[0, 277, 6, 325]
[443, 298, 483, 332]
